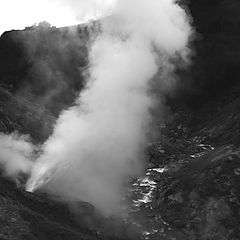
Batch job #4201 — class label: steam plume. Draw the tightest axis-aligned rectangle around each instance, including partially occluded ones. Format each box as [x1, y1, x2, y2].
[1, 0, 192, 214]
[0, 133, 34, 177]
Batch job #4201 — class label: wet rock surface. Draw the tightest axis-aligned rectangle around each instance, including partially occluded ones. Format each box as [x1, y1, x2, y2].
[127, 98, 240, 239]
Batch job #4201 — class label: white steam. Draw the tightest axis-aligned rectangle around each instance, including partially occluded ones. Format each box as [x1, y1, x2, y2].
[0, 133, 34, 177]
[0, 0, 192, 214]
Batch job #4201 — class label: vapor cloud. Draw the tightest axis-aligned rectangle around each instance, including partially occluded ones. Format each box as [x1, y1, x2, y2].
[0, 0, 192, 215]
[0, 133, 34, 178]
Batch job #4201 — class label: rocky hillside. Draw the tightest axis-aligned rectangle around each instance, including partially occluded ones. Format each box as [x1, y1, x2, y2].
[0, 22, 91, 116]
[0, 0, 240, 239]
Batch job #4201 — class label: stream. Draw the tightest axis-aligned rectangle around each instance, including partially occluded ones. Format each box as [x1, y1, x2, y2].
[126, 139, 215, 240]
[129, 167, 168, 240]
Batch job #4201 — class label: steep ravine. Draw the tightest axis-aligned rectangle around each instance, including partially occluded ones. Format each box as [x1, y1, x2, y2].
[1, 0, 240, 239]
[1, 87, 240, 240]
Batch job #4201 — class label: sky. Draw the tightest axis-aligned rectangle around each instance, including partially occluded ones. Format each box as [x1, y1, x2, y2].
[0, 0, 115, 35]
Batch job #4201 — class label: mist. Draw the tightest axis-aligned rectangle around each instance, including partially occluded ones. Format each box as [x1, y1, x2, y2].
[0, 133, 34, 178]
[0, 0, 192, 215]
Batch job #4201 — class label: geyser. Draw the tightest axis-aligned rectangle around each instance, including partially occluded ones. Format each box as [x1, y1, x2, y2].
[0, 0, 193, 215]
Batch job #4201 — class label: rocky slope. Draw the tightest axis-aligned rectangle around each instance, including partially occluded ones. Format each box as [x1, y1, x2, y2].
[0, 22, 91, 116]
[0, 0, 240, 239]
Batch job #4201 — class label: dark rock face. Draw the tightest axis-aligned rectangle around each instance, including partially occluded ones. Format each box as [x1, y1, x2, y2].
[0, 22, 99, 140]
[0, 86, 55, 143]
[154, 132, 240, 239]
[149, 90, 240, 239]
[177, 0, 240, 106]
[0, 23, 91, 116]
[0, 176, 139, 240]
